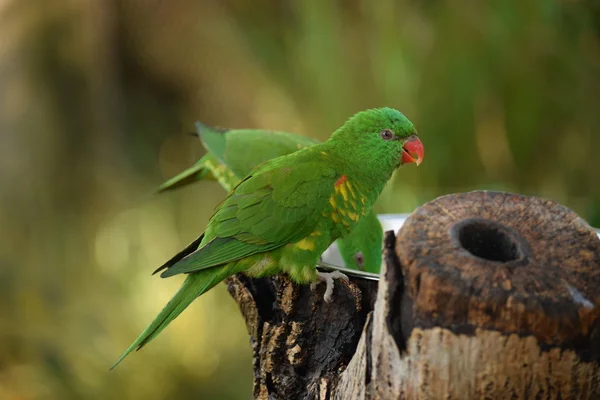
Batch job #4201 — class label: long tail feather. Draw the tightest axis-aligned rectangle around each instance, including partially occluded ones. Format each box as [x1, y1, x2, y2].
[111, 267, 228, 369]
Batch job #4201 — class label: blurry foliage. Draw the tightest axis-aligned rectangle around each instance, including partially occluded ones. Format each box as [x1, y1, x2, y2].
[0, 0, 599, 399]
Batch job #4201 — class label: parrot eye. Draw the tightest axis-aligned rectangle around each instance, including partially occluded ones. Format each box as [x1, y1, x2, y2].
[354, 252, 365, 270]
[380, 129, 395, 141]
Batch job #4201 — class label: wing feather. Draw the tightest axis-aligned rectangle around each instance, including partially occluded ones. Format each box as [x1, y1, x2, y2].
[161, 156, 336, 277]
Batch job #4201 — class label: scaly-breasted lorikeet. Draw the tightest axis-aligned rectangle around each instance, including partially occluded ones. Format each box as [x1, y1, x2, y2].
[158, 124, 384, 273]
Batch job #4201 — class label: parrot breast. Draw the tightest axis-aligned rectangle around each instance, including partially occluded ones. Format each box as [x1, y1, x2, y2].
[326, 177, 368, 237]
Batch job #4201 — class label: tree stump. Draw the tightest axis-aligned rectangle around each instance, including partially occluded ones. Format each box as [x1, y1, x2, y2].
[227, 191, 600, 399]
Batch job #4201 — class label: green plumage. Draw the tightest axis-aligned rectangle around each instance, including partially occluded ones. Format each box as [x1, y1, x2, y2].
[112, 107, 420, 368]
[336, 202, 384, 273]
[158, 124, 383, 272]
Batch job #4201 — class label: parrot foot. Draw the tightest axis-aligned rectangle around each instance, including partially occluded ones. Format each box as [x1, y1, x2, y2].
[310, 270, 349, 303]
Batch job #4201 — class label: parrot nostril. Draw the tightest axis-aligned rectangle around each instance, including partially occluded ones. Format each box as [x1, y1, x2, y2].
[453, 219, 524, 263]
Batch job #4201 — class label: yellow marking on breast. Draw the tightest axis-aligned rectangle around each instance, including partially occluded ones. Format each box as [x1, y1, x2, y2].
[296, 238, 315, 251]
[321, 151, 328, 156]
[329, 196, 337, 209]
[331, 212, 340, 223]
[322, 212, 329, 217]
[349, 199, 358, 210]
[310, 230, 322, 236]
[347, 211, 358, 221]
[338, 184, 349, 201]
[345, 181, 356, 198]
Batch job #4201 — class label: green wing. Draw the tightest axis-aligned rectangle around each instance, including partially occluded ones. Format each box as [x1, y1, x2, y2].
[160, 157, 337, 278]
[197, 123, 319, 179]
[158, 123, 319, 194]
[152, 233, 205, 275]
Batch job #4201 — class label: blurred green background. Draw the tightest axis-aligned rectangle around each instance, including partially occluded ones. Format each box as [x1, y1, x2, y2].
[1, 0, 599, 399]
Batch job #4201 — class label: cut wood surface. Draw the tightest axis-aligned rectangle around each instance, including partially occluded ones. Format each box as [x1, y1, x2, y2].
[227, 191, 600, 399]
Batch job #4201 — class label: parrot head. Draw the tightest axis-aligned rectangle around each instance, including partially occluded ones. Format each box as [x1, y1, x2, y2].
[329, 107, 424, 171]
[337, 211, 384, 273]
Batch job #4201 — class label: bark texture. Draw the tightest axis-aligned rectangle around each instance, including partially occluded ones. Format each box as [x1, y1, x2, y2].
[227, 191, 600, 400]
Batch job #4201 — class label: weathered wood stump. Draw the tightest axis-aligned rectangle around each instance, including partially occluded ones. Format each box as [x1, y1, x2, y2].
[227, 191, 600, 399]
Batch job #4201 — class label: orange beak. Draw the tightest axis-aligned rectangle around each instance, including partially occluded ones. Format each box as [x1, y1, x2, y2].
[401, 136, 424, 166]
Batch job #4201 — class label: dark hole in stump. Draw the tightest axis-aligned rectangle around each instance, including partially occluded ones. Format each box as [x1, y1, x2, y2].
[453, 218, 524, 263]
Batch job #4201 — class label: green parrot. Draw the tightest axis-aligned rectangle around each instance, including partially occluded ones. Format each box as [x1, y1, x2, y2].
[112, 107, 424, 368]
[158, 124, 383, 273]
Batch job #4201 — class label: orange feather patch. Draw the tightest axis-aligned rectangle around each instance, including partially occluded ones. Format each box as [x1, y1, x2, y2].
[335, 175, 348, 187]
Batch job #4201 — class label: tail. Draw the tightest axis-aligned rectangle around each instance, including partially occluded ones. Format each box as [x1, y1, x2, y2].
[111, 267, 228, 369]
